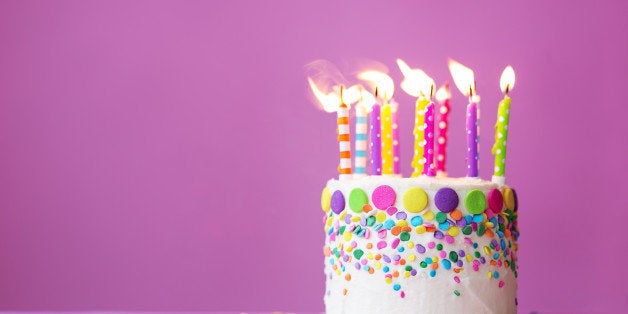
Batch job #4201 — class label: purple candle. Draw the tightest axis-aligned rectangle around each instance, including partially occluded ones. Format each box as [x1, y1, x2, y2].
[422, 102, 436, 176]
[466, 100, 479, 177]
[370, 103, 382, 175]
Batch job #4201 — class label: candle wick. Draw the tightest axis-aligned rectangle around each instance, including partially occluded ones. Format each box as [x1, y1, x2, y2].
[505, 84, 510, 96]
[430, 84, 434, 99]
[375, 86, 379, 99]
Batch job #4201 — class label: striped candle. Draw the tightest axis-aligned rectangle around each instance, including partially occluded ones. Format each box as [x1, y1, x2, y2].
[370, 103, 382, 175]
[354, 104, 368, 178]
[337, 102, 352, 180]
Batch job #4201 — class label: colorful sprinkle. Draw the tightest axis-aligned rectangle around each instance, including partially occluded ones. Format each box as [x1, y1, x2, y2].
[410, 215, 423, 226]
[454, 290, 460, 296]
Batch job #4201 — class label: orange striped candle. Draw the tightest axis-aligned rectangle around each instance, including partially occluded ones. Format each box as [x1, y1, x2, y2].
[337, 101, 352, 180]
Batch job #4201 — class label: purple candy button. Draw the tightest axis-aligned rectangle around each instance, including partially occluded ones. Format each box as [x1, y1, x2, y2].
[434, 187, 459, 213]
[330, 190, 345, 214]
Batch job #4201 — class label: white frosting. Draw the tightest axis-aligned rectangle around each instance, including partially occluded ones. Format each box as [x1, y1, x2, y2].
[323, 176, 518, 314]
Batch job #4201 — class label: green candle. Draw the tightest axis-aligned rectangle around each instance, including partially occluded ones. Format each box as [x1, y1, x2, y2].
[492, 66, 516, 183]
[492, 94, 510, 177]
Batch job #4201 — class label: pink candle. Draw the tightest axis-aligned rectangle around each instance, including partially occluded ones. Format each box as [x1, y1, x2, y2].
[466, 97, 479, 177]
[391, 101, 401, 175]
[422, 101, 436, 176]
[435, 84, 451, 175]
[370, 103, 382, 175]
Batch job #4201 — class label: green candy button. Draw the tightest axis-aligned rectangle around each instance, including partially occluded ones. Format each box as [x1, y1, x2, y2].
[349, 188, 369, 213]
[465, 189, 487, 214]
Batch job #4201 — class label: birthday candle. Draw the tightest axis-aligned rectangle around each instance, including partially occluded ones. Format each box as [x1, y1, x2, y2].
[396, 59, 434, 178]
[412, 97, 428, 177]
[381, 101, 393, 174]
[422, 98, 436, 177]
[337, 99, 352, 180]
[370, 102, 382, 175]
[391, 101, 401, 175]
[435, 84, 451, 175]
[492, 66, 516, 184]
[448, 59, 478, 177]
[354, 103, 368, 178]
[358, 71, 394, 176]
[466, 95, 479, 177]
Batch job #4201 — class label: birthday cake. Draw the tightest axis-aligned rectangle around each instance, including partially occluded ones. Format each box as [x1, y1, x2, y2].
[321, 176, 518, 313]
[308, 59, 518, 313]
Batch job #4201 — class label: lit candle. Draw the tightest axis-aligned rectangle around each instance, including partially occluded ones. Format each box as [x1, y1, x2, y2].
[492, 66, 516, 184]
[337, 87, 353, 180]
[370, 98, 382, 175]
[358, 71, 394, 176]
[449, 59, 479, 177]
[391, 100, 401, 175]
[422, 90, 436, 177]
[352, 86, 374, 178]
[435, 83, 451, 176]
[307, 78, 352, 180]
[397, 59, 435, 177]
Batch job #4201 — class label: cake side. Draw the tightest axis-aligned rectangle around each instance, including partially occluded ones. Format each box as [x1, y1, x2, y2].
[322, 176, 519, 314]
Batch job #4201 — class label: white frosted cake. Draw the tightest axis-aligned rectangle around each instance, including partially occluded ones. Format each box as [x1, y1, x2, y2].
[321, 176, 519, 313]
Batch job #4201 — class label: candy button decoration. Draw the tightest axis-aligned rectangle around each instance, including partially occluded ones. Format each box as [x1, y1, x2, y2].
[465, 189, 486, 214]
[402, 187, 428, 213]
[372, 185, 396, 210]
[503, 187, 515, 210]
[330, 190, 346, 214]
[434, 188, 459, 213]
[349, 188, 369, 213]
[488, 188, 504, 213]
[321, 187, 331, 212]
[512, 188, 519, 212]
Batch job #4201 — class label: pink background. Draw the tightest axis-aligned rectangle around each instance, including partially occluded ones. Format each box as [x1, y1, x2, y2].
[1, 0, 627, 312]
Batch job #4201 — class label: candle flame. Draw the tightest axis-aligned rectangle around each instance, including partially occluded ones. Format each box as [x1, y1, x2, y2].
[448, 59, 475, 96]
[435, 83, 451, 103]
[307, 77, 341, 112]
[357, 71, 394, 101]
[396, 58, 434, 98]
[500, 65, 516, 94]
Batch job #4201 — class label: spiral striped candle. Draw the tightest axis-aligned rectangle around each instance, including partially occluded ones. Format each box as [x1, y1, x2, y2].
[337, 102, 352, 180]
[354, 104, 368, 178]
[411, 97, 429, 177]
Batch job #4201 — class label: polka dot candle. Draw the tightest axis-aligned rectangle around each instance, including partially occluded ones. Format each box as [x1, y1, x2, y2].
[422, 99, 436, 177]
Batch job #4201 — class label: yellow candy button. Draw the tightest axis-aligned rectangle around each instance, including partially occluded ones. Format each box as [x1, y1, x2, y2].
[503, 187, 515, 210]
[321, 187, 331, 212]
[403, 187, 428, 213]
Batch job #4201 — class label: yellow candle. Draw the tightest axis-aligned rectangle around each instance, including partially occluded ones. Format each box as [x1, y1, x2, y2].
[412, 97, 429, 177]
[381, 101, 393, 174]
